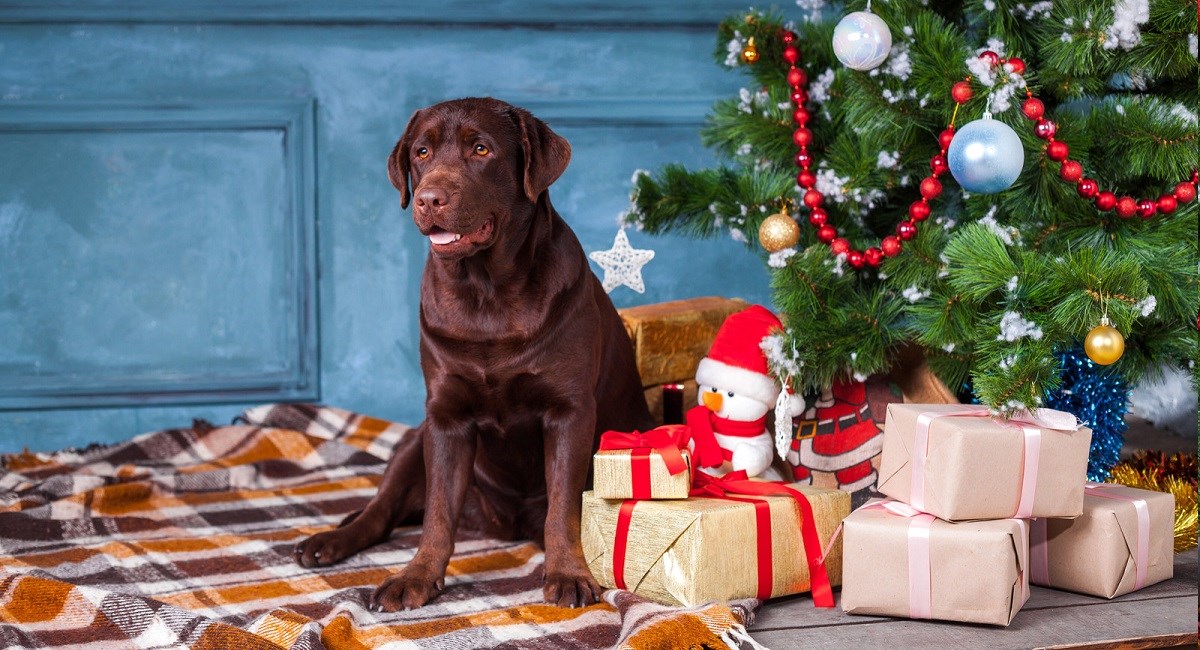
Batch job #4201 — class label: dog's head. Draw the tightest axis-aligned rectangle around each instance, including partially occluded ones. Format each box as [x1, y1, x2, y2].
[387, 97, 571, 259]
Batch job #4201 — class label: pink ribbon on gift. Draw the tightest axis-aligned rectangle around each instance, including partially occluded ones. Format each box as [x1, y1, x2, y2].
[1030, 482, 1150, 590]
[910, 406, 1080, 518]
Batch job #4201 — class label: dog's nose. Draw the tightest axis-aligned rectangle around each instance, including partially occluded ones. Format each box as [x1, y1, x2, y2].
[415, 187, 450, 211]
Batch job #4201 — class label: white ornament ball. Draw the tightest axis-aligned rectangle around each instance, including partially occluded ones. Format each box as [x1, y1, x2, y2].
[832, 11, 892, 71]
[946, 117, 1025, 194]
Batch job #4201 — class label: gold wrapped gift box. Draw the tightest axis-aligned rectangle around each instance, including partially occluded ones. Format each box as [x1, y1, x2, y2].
[581, 484, 848, 607]
[619, 297, 747, 384]
[592, 448, 693, 500]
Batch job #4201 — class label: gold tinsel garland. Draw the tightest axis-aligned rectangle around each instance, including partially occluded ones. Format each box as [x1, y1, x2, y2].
[1106, 451, 1198, 553]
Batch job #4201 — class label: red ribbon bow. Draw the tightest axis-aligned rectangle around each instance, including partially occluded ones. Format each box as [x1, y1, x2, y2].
[687, 471, 835, 608]
[599, 426, 690, 500]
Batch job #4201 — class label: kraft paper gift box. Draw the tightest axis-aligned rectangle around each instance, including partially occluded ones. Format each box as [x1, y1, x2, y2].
[593, 426, 693, 500]
[581, 481, 849, 607]
[877, 403, 1092, 521]
[841, 499, 1030, 627]
[1029, 482, 1174, 598]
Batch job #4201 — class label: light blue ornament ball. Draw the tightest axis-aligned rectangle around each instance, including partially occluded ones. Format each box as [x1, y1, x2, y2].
[946, 117, 1025, 194]
[832, 11, 892, 71]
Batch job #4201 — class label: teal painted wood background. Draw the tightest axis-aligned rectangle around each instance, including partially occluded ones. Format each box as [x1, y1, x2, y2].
[0, 1, 773, 451]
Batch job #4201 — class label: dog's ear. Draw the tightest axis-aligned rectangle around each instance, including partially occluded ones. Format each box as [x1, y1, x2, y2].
[388, 109, 424, 209]
[514, 108, 571, 203]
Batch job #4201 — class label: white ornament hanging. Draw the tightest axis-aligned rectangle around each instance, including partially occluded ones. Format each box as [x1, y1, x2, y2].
[946, 103, 1025, 194]
[589, 228, 655, 293]
[832, 5, 892, 71]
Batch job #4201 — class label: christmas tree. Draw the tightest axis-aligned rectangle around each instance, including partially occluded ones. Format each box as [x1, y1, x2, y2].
[625, 1, 1198, 418]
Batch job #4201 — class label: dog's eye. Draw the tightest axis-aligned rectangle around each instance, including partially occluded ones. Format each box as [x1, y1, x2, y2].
[474, 144, 490, 156]
[416, 147, 429, 159]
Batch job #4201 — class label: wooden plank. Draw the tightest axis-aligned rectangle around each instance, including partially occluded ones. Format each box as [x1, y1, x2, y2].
[750, 552, 1197, 648]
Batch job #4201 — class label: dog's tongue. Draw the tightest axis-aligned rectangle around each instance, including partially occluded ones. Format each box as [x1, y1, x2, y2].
[429, 229, 458, 245]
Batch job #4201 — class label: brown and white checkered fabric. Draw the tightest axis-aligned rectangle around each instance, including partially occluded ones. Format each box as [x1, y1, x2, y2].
[0, 404, 755, 649]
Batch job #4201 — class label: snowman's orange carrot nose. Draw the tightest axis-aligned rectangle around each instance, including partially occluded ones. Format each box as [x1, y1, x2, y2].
[701, 391, 723, 412]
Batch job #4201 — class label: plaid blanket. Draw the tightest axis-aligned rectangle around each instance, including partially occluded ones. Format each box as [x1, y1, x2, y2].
[0, 404, 758, 649]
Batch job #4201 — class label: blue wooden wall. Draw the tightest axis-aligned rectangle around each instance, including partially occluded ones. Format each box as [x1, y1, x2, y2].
[0, 1, 772, 452]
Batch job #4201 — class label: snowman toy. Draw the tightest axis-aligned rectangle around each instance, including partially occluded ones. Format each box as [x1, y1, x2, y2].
[687, 305, 804, 480]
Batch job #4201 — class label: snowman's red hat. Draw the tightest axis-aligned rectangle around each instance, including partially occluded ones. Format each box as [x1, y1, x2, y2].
[695, 305, 784, 408]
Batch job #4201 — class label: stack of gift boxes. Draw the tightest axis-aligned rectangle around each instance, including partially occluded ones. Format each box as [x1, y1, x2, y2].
[581, 426, 850, 607]
[841, 403, 1175, 626]
[580, 402, 1175, 624]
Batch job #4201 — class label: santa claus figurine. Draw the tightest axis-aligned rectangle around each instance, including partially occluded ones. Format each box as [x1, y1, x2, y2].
[687, 305, 803, 479]
[787, 379, 884, 493]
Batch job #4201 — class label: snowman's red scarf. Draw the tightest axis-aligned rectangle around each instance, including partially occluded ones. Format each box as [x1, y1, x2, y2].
[686, 405, 767, 468]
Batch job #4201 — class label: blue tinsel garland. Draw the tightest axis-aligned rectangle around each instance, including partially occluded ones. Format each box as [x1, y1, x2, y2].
[1044, 347, 1129, 482]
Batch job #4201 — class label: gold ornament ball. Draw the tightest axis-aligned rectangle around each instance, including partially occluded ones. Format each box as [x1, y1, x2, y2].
[741, 37, 760, 64]
[758, 212, 800, 252]
[1084, 322, 1125, 365]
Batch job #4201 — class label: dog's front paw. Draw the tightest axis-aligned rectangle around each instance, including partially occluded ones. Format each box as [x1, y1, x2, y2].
[543, 568, 603, 608]
[294, 527, 366, 568]
[371, 564, 445, 612]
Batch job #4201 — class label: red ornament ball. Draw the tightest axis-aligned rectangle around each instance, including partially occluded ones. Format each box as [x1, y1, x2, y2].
[864, 247, 884, 267]
[951, 81, 973, 104]
[795, 151, 812, 168]
[783, 45, 800, 64]
[1094, 191, 1117, 211]
[938, 128, 955, 151]
[1059, 161, 1083, 183]
[930, 155, 948, 176]
[919, 177, 942, 200]
[1115, 196, 1137, 218]
[1021, 98, 1044, 121]
[978, 50, 1000, 66]
[791, 90, 808, 105]
[782, 30, 797, 44]
[1046, 141, 1069, 161]
[1157, 194, 1177, 214]
[803, 189, 823, 208]
[793, 108, 810, 125]
[787, 67, 807, 88]
[1076, 178, 1099, 199]
[1137, 199, 1157, 219]
[830, 237, 851, 254]
[808, 208, 828, 226]
[908, 200, 931, 222]
[1034, 119, 1057, 140]
[1175, 181, 1197, 203]
[817, 224, 837, 243]
[1006, 57, 1026, 75]
[797, 170, 817, 188]
[881, 235, 903, 257]
[846, 250, 865, 269]
[896, 220, 917, 240]
[793, 128, 813, 147]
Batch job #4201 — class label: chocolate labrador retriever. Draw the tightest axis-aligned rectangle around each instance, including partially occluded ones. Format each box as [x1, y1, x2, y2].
[294, 97, 653, 611]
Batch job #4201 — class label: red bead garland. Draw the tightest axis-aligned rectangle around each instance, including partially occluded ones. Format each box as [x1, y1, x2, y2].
[780, 37, 1197, 271]
[1011, 84, 1198, 222]
[783, 31, 960, 268]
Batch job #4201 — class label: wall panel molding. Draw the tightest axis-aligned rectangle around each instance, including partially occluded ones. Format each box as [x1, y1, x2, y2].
[0, 99, 319, 410]
[0, 1, 747, 26]
[516, 96, 722, 128]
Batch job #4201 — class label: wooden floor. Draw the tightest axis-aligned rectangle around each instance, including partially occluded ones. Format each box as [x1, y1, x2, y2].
[753, 551, 1195, 649]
